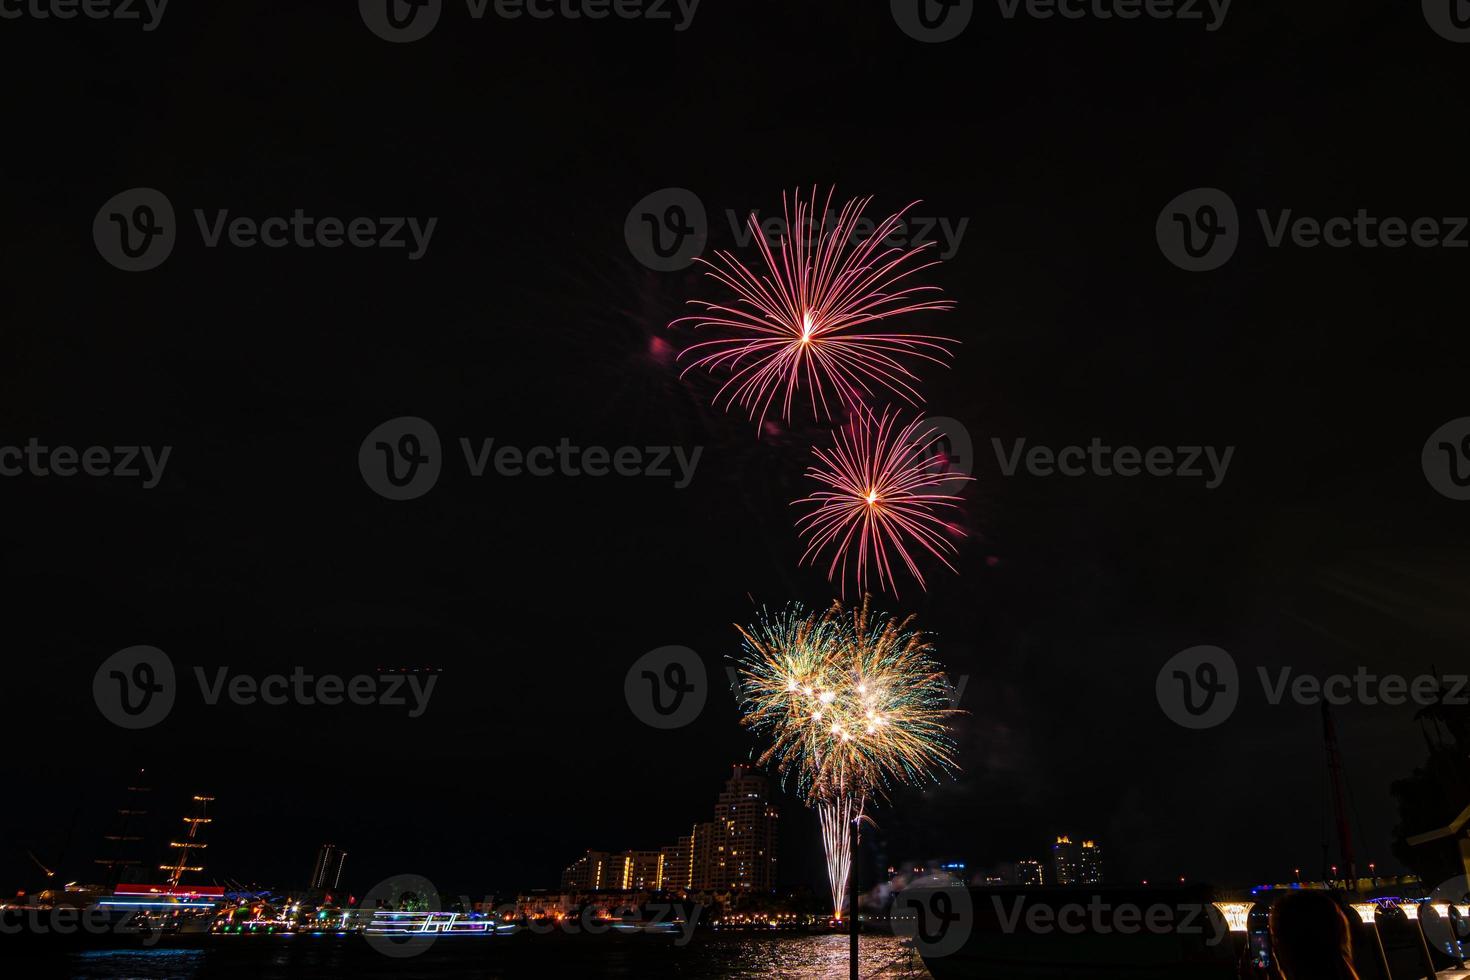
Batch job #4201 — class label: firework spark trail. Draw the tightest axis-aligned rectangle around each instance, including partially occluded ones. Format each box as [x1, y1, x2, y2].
[794, 408, 971, 598]
[672, 188, 956, 428]
[735, 598, 961, 917]
[819, 796, 858, 920]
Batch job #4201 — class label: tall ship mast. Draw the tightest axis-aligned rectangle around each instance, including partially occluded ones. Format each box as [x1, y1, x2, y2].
[161, 795, 214, 888]
[94, 769, 151, 890]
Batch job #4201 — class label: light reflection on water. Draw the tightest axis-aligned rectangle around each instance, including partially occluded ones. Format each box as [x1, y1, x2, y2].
[691, 934, 929, 979]
[60, 934, 931, 979]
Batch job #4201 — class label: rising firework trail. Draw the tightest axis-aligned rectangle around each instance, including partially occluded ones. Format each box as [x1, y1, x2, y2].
[733, 598, 961, 919]
[672, 188, 956, 428]
[794, 408, 971, 598]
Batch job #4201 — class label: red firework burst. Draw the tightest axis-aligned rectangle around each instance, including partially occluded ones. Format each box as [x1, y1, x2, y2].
[671, 188, 956, 428]
[794, 409, 970, 597]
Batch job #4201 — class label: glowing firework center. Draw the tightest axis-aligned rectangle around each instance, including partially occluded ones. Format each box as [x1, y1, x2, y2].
[735, 598, 960, 919]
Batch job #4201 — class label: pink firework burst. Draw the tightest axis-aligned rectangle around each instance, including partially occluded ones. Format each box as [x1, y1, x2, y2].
[794, 409, 971, 597]
[671, 187, 956, 428]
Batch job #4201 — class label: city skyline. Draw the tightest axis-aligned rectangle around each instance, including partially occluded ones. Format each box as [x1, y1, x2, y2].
[5, 2, 1470, 949]
[562, 764, 779, 895]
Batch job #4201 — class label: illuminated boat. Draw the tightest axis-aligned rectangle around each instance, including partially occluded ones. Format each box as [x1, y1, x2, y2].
[91, 884, 224, 936]
[363, 909, 518, 937]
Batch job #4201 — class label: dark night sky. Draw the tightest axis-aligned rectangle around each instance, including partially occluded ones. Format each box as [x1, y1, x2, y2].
[2, 2, 1468, 902]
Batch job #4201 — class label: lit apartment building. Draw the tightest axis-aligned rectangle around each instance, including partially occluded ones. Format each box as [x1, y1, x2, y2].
[1052, 836, 1078, 886]
[659, 834, 694, 891]
[702, 764, 778, 892]
[1079, 839, 1104, 885]
[1016, 859, 1046, 886]
[560, 764, 779, 895]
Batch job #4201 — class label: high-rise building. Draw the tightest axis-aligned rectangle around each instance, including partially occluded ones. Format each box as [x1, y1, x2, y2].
[624, 850, 662, 890]
[659, 834, 694, 891]
[690, 821, 719, 892]
[560, 764, 779, 895]
[704, 764, 778, 892]
[559, 848, 676, 892]
[1016, 859, 1046, 887]
[311, 843, 349, 892]
[561, 850, 609, 891]
[1079, 839, 1104, 885]
[1051, 836, 1077, 886]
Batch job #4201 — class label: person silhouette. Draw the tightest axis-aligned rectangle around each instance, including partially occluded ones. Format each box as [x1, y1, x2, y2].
[1269, 891, 1364, 980]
